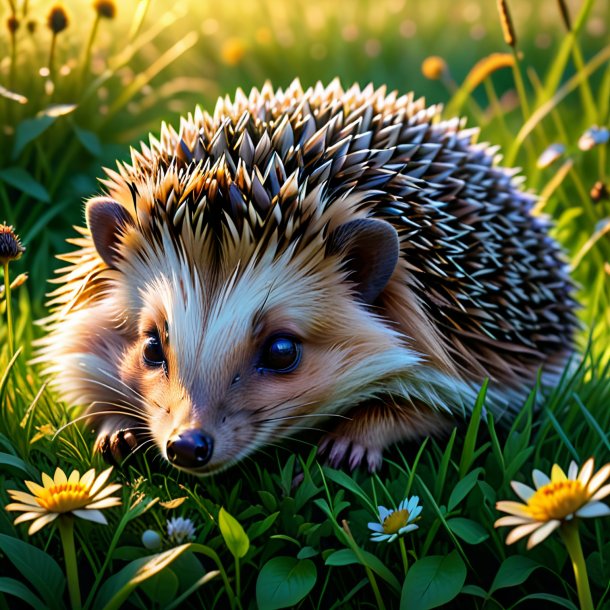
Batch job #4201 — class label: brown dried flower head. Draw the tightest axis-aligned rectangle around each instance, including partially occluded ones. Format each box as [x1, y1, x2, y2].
[26, 19, 37, 34]
[7, 16, 20, 34]
[94, 0, 116, 20]
[47, 5, 69, 34]
[0, 224, 25, 265]
[590, 181, 609, 204]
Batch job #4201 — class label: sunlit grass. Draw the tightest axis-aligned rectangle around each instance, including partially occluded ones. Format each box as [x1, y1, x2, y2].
[1, 0, 610, 607]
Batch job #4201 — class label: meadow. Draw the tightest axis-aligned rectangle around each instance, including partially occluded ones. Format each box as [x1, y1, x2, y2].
[1, 0, 610, 608]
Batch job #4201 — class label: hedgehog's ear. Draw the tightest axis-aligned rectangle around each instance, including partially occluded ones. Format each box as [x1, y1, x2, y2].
[328, 218, 399, 304]
[86, 197, 135, 269]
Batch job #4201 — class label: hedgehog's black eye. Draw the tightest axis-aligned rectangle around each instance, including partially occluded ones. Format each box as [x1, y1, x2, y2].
[259, 335, 302, 373]
[143, 332, 166, 368]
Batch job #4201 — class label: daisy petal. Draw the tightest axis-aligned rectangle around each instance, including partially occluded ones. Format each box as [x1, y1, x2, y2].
[41, 472, 54, 488]
[511, 481, 535, 502]
[568, 461, 579, 480]
[84, 498, 121, 510]
[13, 511, 46, 524]
[496, 501, 531, 518]
[591, 483, 610, 502]
[371, 534, 389, 542]
[54, 468, 67, 485]
[398, 524, 418, 535]
[6, 491, 41, 506]
[532, 470, 550, 489]
[68, 470, 80, 484]
[575, 501, 610, 518]
[407, 496, 419, 513]
[89, 467, 114, 497]
[386, 534, 397, 543]
[578, 458, 595, 486]
[73, 509, 108, 525]
[494, 515, 533, 527]
[378, 506, 390, 521]
[28, 513, 59, 536]
[526, 520, 560, 549]
[91, 484, 122, 501]
[505, 522, 541, 545]
[410, 506, 423, 521]
[25, 480, 46, 497]
[367, 523, 384, 533]
[5, 503, 46, 513]
[80, 469, 96, 489]
[551, 464, 567, 483]
[587, 464, 610, 495]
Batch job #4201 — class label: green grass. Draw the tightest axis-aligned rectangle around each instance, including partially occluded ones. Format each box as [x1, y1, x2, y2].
[1, 0, 610, 608]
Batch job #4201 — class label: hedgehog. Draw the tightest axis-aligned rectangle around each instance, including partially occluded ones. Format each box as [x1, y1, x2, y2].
[38, 79, 577, 475]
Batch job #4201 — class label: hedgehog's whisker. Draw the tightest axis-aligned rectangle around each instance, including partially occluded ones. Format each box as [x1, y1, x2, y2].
[53, 410, 148, 439]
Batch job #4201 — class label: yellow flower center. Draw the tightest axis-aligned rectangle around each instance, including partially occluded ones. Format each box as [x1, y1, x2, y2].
[36, 482, 91, 512]
[382, 509, 409, 534]
[526, 480, 588, 521]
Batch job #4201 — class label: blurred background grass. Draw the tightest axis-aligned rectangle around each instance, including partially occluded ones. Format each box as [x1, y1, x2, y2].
[0, 0, 609, 356]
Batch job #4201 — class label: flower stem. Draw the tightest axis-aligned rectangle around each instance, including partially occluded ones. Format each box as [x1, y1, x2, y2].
[399, 537, 409, 576]
[3, 263, 14, 356]
[80, 15, 100, 91]
[560, 520, 593, 610]
[58, 516, 81, 610]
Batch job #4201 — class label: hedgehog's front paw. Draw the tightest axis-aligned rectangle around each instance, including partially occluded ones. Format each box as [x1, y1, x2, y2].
[318, 435, 383, 472]
[96, 429, 139, 466]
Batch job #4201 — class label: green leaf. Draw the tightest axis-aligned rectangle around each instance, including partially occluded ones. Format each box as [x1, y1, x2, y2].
[247, 511, 279, 541]
[0, 534, 66, 610]
[12, 116, 55, 158]
[489, 555, 540, 594]
[515, 593, 578, 609]
[447, 468, 482, 512]
[0, 451, 37, 478]
[446, 518, 489, 545]
[296, 546, 318, 560]
[400, 551, 466, 610]
[459, 380, 488, 477]
[0, 577, 46, 610]
[73, 125, 102, 157]
[322, 467, 376, 513]
[93, 544, 190, 610]
[325, 548, 401, 592]
[0, 168, 50, 202]
[256, 557, 317, 610]
[139, 567, 179, 606]
[218, 507, 249, 559]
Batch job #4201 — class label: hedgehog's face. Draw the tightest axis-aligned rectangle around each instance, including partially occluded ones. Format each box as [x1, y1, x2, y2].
[87, 198, 418, 475]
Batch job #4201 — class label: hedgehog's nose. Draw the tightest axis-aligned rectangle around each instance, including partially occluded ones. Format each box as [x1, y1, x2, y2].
[166, 429, 214, 469]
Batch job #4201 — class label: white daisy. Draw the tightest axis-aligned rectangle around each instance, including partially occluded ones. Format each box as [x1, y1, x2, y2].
[368, 495, 422, 543]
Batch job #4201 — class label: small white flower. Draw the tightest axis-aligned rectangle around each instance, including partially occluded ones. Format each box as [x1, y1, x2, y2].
[578, 126, 609, 151]
[141, 529, 162, 550]
[166, 516, 196, 544]
[537, 143, 565, 169]
[368, 495, 422, 543]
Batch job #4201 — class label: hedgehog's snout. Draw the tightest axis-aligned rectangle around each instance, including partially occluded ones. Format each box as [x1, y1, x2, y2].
[166, 429, 214, 469]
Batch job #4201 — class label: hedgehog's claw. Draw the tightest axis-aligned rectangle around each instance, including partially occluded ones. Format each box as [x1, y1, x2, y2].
[96, 429, 139, 466]
[319, 435, 383, 472]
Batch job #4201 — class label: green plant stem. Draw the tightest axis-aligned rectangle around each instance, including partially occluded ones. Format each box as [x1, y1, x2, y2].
[58, 515, 82, 610]
[398, 537, 409, 576]
[3, 263, 13, 356]
[81, 15, 100, 92]
[235, 556, 241, 605]
[47, 34, 57, 84]
[560, 520, 594, 610]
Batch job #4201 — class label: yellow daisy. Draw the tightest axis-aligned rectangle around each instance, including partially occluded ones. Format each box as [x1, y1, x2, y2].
[5, 466, 122, 535]
[495, 458, 610, 549]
